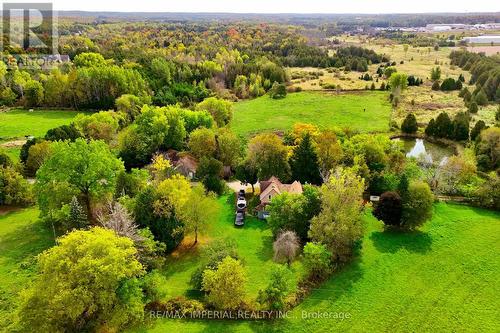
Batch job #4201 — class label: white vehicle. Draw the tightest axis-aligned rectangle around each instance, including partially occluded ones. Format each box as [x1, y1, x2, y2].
[236, 197, 247, 210]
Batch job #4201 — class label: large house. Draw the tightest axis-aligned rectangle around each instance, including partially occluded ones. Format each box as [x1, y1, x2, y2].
[256, 176, 303, 219]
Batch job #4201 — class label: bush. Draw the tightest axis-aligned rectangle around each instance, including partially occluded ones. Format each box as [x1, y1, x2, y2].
[373, 191, 402, 226]
[146, 297, 204, 315]
[303, 242, 332, 281]
[440, 78, 457, 91]
[401, 113, 418, 134]
[269, 82, 287, 99]
[273, 230, 300, 265]
[468, 101, 478, 114]
[431, 81, 441, 91]
[257, 265, 292, 310]
[474, 89, 488, 106]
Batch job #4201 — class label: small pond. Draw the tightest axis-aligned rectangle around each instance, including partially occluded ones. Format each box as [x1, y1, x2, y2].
[394, 138, 455, 166]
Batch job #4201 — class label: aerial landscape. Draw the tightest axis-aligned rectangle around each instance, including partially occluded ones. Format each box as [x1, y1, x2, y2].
[0, 1, 499, 332]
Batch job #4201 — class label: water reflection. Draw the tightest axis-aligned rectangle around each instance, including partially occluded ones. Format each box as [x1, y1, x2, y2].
[396, 138, 453, 166]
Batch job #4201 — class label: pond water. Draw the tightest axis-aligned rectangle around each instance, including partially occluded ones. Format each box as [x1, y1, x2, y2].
[395, 138, 455, 166]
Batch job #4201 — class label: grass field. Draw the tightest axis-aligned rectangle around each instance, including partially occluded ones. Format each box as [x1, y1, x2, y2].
[154, 195, 304, 300]
[290, 43, 498, 129]
[0, 207, 53, 329]
[132, 202, 500, 332]
[232, 91, 392, 136]
[0, 109, 85, 140]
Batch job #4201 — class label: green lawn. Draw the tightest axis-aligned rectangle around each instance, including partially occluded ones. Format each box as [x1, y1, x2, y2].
[132, 202, 500, 332]
[155, 195, 304, 300]
[0, 207, 53, 330]
[0, 109, 85, 140]
[232, 91, 392, 136]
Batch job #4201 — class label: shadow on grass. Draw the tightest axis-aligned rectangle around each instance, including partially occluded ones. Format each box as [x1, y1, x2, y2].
[370, 229, 432, 254]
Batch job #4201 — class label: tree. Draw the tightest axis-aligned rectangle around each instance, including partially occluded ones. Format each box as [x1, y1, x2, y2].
[36, 139, 124, 218]
[452, 112, 470, 141]
[384, 66, 397, 78]
[64, 196, 89, 231]
[401, 181, 434, 229]
[215, 128, 243, 168]
[257, 265, 291, 310]
[25, 140, 53, 177]
[197, 157, 225, 194]
[273, 230, 300, 265]
[316, 130, 343, 182]
[475, 127, 500, 171]
[431, 81, 441, 91]
[309, 167, 365, 263]
[0, 166, 33, 206]
[303, 242, 332, 281]
[290, 133, 322, 185]
[97, 201, 140, 241]
[188, 127, 217, 159]
[202, 256, 246, 310]
[440, 78, 457, 91]
[470, 120, 487, 141]
[401, 113, 418, 134]
[115, 94, 144, 122]
[267, 187, 319, 240]
[44, 124, 82, 142]
[433, 112, 453, 138]
[73, 111, 121, 143]
[425, 119, 436, 137]
[196, 97, 233, 127]
[474, 89, 488, 106]
[73, 52, 107, 67]
[25, 80, 44, 107]
[430, 66, 441, 81]
[373, 191, 402, 226]
[268, 82, 287, 99]
[180, 184, 218, 245]
[235, 160, 258, 193]
[389, 72, 408, 95]
[247, 133, 290, 181]
[468, 101, 478, 114]
[16, 228, 144, 332]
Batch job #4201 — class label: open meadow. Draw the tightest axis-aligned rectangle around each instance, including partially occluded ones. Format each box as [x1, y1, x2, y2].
[0, 109, 85, 140]
[232, 91, 392, 136]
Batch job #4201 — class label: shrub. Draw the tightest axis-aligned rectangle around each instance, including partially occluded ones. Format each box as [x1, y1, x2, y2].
[468, 101, 478, 114]
[303, 242, 332, 281]
[257, 265, 292, 310]
[269, 82, 287, 99]
[431, 81, 441, 91]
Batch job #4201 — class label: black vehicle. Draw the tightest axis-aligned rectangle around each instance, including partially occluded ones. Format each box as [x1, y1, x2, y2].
[235, 211, 245, 226]
[238, 189, 246, 198]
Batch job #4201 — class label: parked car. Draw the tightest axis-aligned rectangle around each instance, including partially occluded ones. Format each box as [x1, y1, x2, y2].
[238, 189, 246, 198]
[235, 211, 245, 226]
[236, 197, 247, 210]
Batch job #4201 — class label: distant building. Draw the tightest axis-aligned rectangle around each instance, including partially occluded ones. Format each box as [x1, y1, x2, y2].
[256, 176, 303, 219]
[462, 35, 500, 44]
[165, 149, 198, 180]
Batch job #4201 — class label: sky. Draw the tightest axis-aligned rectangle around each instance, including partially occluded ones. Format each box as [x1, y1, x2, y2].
[8, 0, 500, 14]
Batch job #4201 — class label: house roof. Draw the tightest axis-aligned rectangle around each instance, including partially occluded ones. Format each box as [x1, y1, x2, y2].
[259, 177, 303, 202]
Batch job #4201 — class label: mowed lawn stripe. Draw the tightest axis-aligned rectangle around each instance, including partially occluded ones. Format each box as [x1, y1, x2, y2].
[232, 91, 392, 136]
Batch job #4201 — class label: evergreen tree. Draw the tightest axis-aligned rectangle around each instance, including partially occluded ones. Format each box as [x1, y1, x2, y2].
[468, 101, 478, 114]
[474, 89, 488, 105]
[290, 133, 322, 185]
[434, 112, 453, 138]
[401, 113, 418, 134]
[452, 113, 469, 141]
[425, 119, 436, 137]
[397, 174, 409, 197]
[470, 120, 487, 141]
[66, 196, 89, 230]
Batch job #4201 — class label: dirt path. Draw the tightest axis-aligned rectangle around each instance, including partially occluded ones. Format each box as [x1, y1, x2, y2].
[0, 140, 26, 148]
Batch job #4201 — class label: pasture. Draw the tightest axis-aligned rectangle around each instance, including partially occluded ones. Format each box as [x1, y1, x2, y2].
[232, 91, 392, 136]
[0, 109, 85, 140]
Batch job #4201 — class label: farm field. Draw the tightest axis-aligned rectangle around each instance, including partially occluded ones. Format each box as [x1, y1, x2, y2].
[132, 202, 500, 332]
[232, 91, 392, 136]
[0, 109, 85, 140]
